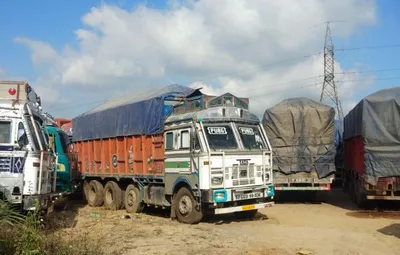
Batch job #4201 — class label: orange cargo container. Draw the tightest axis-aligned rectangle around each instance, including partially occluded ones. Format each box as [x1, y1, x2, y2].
[74, 134, 165, 176]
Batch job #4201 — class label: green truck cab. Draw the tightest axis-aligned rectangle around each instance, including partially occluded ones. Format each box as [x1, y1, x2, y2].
[44, 126, 73, 194]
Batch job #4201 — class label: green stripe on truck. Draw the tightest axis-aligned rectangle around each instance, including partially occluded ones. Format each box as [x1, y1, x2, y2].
[165, 161, 190, 168]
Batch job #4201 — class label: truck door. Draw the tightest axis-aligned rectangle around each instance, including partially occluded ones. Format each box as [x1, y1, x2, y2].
[164, 128, 193, 175]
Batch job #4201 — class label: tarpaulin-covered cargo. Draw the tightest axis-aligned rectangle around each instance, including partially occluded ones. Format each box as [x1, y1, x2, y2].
[72, 84, 200, 141]
[262, 98, 336, 178]
[335, 119, 344, 169]
[344, 87, 400, 185]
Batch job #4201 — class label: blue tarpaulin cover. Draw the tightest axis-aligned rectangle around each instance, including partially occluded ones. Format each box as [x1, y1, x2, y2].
[72, 84, 198, 141]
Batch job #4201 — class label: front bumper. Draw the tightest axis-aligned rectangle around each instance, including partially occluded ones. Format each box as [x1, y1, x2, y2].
[202, 184, 275, 203]
[215, 201, 274, 214]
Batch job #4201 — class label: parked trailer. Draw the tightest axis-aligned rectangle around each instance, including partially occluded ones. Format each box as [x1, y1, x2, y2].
[0, 80, 57, 212]
[71, 85, 275, 224]
[343, 87, 400, 206]
[262, 98, 336, 197]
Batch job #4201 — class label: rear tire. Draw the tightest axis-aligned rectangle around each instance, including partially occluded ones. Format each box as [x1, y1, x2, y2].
[174, 187, 203, 224]
[103, 181, 123, 210]
[124, 184, 144, 213]
[355, 178, 367, 208]
[83, 180, 89, 202]
[233, 210, 258, 220]
[87, 180, 104, 207]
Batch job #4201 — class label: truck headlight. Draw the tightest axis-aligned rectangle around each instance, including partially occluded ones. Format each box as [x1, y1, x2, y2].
[211, 177, 223, 186]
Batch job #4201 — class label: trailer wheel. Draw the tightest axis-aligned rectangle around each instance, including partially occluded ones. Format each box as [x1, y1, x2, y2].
[87, 180, 104, 207]
[234, 210, 258, 220]
[174, 187, 203, 224]
[350, 177, 356, 202]
[355, 179, 367, 208]
[103, 181, 123, 210]
[124, 184, 144, 213]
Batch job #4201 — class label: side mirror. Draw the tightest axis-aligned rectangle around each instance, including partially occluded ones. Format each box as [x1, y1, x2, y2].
[48, 135, 54, 149]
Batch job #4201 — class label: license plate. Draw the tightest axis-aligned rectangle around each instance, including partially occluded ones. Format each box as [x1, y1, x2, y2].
[234, 191, 262, 201]
[242, 204, 255, 211]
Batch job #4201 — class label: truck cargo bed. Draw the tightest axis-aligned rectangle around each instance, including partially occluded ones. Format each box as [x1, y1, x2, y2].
[75, 134, 165, 177]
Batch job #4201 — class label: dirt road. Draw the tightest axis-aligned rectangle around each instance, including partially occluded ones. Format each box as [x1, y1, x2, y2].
[51, 190, 400, 255]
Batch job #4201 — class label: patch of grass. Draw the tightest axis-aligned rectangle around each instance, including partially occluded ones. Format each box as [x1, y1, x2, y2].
[0, 200, 109, 255]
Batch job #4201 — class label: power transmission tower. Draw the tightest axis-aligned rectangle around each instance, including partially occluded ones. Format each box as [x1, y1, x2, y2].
[320, 22, 344, 121]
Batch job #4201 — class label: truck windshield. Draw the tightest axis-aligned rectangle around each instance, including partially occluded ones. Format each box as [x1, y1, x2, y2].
[0, 121, 11, 144]
[204, 125, 237, 150]
[237, 125, 266, 150]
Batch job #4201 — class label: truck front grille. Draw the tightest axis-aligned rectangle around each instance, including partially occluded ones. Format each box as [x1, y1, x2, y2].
[230, 164, 261, 186]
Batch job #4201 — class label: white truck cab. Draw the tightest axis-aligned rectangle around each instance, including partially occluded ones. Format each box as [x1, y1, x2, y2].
[164, 93, 274, 221]
[0, 80, 55, 211]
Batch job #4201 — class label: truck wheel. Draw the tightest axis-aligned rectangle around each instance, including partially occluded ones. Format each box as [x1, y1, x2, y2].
[174, 187, 203, 224]
[83, 180, 89, 202]
[103, 181, 123, 210]
[87, 180, 104, 207]
[124, 184, 144, 213]
[350, 177, 356, 202]
[355, 179, 367, 208]
[234, 210, 258, 220]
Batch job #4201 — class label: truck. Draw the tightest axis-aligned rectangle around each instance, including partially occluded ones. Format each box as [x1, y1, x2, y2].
[41, 113, 75, 194]
[262, 98, 336, 199]
[68, 85, 274, 224]
[343, 87, 400, 206]
[0, 80, 57, 212]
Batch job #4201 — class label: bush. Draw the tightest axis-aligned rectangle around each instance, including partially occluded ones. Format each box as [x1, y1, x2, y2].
[0, 200, 106, 255]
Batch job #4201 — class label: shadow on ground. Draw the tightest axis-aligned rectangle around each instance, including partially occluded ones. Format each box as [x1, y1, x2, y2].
[377, 224, 400, 239]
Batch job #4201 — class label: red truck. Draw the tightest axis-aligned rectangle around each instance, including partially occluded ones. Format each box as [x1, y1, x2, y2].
[343, 87, 400, 206]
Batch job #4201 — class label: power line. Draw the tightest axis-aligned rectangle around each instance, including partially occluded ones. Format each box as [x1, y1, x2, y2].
[47, 69, 400, 113]
[250, 76, 400, 99]
[336, 44, 400, 51]
[181, 51, 324, 85]
[232, 67, 400, 94]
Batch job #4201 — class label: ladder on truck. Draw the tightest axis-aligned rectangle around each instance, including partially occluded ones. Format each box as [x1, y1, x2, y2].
[26, 105, 57, 199]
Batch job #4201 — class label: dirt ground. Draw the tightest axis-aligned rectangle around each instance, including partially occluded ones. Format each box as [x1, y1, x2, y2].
[49, 189, 400, 255]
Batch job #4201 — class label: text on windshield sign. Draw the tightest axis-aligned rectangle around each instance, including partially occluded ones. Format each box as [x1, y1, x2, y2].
[207, 127, 227, 135]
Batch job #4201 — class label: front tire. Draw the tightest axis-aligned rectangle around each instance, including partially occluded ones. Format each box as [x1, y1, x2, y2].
[174, 187, 203, 224]
[233, 209, 258, 220]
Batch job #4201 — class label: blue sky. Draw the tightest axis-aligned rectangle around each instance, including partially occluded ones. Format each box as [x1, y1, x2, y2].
[0, 0, 399, 118]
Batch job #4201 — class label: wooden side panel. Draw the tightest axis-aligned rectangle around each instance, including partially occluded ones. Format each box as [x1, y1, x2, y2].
[75, 134, 165, 177]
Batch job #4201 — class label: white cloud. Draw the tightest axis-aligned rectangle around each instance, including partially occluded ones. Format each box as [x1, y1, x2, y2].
[14, 37, 59, 66]
[16, 0, 377, 118]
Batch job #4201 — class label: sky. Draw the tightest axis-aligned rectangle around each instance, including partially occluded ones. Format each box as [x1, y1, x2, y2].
[0, 0, 399, 119]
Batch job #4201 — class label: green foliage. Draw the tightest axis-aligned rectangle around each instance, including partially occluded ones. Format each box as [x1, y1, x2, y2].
[0, 200, 106, 255]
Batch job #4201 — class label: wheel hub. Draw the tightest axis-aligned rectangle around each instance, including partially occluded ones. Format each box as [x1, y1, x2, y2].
[127, 190, 136, 207]
[178, 195, 193, 216]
